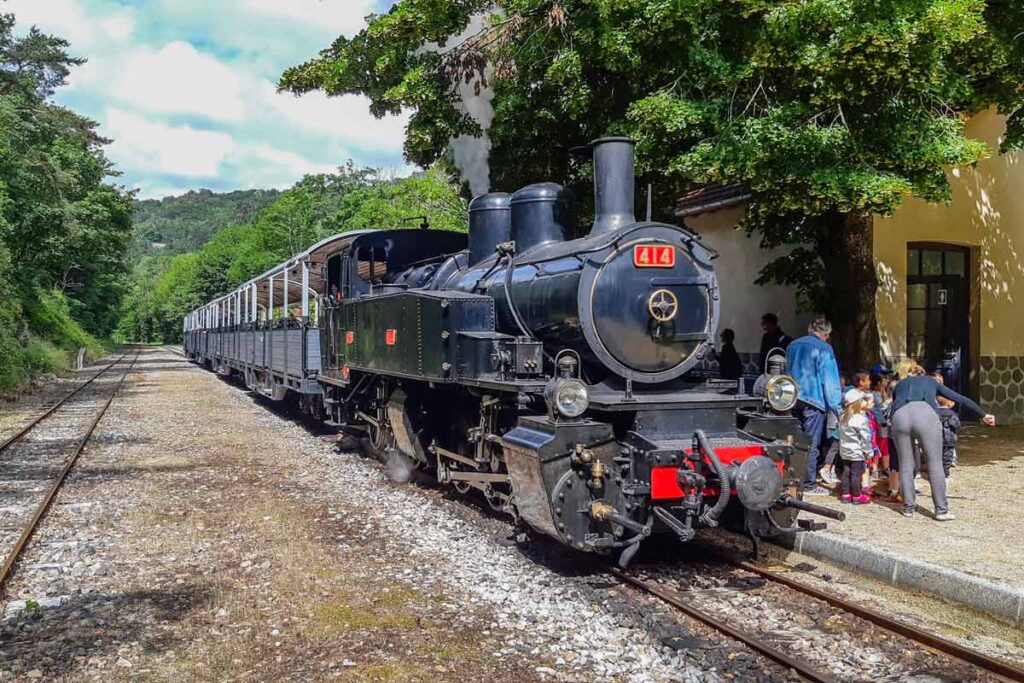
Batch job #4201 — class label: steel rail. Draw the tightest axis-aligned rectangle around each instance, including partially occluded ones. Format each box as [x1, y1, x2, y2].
[0, 352, 139, 594]
[609, 567, 839, 683]
[725, 555, 1024, 682]
[0, 353, 128, 456]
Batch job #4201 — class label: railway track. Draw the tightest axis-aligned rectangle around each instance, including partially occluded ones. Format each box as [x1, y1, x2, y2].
[611, 566, 838, 682]
[0, 354, 125, 453]
[612, 549, 1024, 683]
[0, 352, 139, 594]
[724, 553, 1024, 682]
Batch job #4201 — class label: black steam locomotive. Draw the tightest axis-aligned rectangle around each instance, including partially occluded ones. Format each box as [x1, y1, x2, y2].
[184, 138, 837, 566]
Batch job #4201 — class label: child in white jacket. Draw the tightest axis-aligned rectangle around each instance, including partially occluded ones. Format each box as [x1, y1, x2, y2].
[839, 389, 873, 505]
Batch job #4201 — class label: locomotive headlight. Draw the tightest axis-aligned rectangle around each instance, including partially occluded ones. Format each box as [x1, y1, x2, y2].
[765, 374, 799, 412]
[545, 378, 590, 419]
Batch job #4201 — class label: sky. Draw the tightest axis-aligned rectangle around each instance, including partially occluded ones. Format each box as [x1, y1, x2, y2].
[4, 0, 407, 199]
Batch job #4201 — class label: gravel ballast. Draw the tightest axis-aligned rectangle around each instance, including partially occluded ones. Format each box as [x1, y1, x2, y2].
[0, 348, 775, 682]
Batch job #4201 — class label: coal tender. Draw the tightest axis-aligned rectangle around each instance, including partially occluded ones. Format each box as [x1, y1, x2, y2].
[187, 137, 842, 566]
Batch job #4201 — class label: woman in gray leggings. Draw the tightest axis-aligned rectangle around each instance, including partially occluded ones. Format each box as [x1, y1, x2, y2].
[890, 374, 995, 520]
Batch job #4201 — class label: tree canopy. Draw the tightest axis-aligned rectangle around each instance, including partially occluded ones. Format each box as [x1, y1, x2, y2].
[0, 12, 133, 391]
[281, 0, 1024, 365]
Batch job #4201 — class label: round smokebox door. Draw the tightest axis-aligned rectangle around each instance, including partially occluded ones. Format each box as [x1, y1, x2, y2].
[589, 238, 712, 375]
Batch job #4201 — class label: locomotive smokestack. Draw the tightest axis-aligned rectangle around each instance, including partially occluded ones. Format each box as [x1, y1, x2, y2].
[590, 137, 636, 235]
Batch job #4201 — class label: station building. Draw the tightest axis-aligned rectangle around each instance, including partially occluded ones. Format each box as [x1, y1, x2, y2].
[679, 109, 1024, 423]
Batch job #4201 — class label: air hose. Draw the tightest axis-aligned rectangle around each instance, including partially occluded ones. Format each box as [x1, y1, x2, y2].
[696, 429, 730, 527]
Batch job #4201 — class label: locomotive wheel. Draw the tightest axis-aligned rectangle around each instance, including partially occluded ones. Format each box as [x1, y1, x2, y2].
[485, 485, 510, 513]
[367, 413, 395, 459]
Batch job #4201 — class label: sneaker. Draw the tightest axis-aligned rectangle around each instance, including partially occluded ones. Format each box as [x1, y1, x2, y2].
[901, 507, 914, 518]
[862, 487, 875, 496]
[853, 494, 871, 505]
[935, 512, 956, 521]
[803, 485, 830, 496]
[820, 469, 839, 485]
[840, 494, 852, 503]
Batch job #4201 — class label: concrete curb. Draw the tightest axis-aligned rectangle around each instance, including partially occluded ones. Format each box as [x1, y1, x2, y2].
[772, 531, 1024, 625]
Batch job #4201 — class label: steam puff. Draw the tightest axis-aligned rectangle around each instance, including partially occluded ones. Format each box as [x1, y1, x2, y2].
[386, 450, 414, 484]
[452, 134, 492, 197]
[423, 14, 494, 197]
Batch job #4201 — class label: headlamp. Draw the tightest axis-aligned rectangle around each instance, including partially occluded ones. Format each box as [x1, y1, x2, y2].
[545, 377, 590, 419]
[765, 374, 799, 412]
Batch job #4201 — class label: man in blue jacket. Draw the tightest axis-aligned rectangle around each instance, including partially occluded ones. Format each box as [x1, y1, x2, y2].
[786, 316, 844, 495]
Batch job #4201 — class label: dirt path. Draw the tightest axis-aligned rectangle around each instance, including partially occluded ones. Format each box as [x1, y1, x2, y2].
[0, 349, 546, 682]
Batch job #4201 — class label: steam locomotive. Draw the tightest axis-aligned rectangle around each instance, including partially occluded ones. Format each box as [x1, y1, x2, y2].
[183, 138, 839, 566]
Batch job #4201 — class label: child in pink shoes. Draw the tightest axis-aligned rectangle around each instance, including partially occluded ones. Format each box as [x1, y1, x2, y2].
[839, 388, 873, 505]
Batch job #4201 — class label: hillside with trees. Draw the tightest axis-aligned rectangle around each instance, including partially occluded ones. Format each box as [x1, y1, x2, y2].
[0, 13, 133, 393]
[131, 188, 281, 259]
[116, 165, 468, 344]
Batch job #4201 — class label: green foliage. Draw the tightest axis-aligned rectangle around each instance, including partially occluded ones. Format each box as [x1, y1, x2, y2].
[132, 188, 281, 259]
[0, 12, 131, 394]
[118, 165, 467, 344]
[281, 0, 1024, 311]
[335, 167, 468, 232]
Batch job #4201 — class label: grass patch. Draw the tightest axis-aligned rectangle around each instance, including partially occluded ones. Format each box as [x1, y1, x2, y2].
[338, 662, 425, 682]
[313, 592, 417, 636]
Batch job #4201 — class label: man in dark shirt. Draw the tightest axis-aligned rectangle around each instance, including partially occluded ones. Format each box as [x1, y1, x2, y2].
[759, 313, 792, 373]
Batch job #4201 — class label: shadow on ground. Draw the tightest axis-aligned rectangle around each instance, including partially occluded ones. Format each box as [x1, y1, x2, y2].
[0, 583, 213, 678]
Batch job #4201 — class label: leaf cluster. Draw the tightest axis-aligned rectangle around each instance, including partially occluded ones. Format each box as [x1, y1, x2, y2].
[280, 0, 1024, 300]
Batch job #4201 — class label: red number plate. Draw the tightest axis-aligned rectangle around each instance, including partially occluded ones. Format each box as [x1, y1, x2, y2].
[385, 329, 397, 346]
[345, 331, 354, 345]
[633, 244, 675, 268]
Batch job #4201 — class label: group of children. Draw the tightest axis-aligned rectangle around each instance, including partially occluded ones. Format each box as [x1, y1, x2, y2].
[821, 364, 960, 505]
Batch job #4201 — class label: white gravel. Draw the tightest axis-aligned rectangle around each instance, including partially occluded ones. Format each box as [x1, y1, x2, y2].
[233, 387, 728, 683]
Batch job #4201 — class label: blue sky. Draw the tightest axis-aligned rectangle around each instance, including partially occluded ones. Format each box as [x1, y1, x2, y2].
[5, 0, 406, 199]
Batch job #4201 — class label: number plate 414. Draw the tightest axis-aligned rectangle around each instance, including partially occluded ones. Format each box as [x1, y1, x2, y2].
[633, 244, 675, 268]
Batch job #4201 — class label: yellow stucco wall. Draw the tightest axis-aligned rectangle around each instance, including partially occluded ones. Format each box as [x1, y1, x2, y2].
[684, 206, 811, 355]
[874, 109, 1024, 359]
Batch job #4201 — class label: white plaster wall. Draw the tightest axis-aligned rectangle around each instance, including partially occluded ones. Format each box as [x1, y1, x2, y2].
[684, 206, 811, 355]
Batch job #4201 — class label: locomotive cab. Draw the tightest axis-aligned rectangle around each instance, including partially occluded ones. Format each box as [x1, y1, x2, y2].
[326, 230, 468, 299]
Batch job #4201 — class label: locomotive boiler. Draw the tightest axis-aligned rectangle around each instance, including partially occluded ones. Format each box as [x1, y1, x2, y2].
[184, 137, 840, 566]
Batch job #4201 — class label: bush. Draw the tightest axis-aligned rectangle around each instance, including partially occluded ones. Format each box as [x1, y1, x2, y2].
[21, 338, 69, 376]
[0, 285, 108, 396]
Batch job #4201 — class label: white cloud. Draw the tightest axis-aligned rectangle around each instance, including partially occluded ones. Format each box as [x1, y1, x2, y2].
[112, 42, 246, 122]
[97, 14, 135, 41]
[240, 0, 376, 35]
[4, 0, 135, 48]
[105, 109, 237, 178]
[5, 0, 94, 46]
[247, 144, 341, 183]
[262, 81, 409, 149]
[7, 0, 414, 198]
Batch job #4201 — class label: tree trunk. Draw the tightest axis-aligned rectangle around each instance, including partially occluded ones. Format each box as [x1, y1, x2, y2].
[816, 211, 881, 371]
